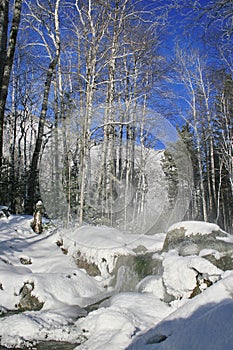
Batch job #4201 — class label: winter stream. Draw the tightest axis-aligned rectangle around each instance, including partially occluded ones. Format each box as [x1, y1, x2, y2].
[0, 252, 162, 350]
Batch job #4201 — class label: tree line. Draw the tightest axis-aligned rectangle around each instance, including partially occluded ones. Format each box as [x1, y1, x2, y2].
[0, 0, 232, 233]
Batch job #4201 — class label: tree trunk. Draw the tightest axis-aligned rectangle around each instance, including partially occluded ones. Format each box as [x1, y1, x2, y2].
[26, 56, 58, 214]
[0, 0, 22, 170]
[0, 0, 8, 87]
[26, 0, 61, 214]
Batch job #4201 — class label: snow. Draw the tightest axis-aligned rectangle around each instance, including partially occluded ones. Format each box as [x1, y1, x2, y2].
[1, 214, 233, 349]
[72, 292, 170, 350]
[136, 275, 166, 299]
[162, 250, 222, 299]
[128, 272, 233, 350]
[128, 298, 233, 350]
[167, 221, 225, 236]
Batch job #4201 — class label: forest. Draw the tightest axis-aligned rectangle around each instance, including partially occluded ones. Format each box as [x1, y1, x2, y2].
[0, 0, 232, 233]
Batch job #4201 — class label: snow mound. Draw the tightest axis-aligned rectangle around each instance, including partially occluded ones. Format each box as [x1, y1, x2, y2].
[136, 275, 166, 299]
[74, 292, 171, 350]
[61, 225, 132, 275]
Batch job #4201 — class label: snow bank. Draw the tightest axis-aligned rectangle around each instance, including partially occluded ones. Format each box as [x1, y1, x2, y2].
[128, 272, 233, 350]
[61, 225, 132, 276]
[157, 299, 233, 350]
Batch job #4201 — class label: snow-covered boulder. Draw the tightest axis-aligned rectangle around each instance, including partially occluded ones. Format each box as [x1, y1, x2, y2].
[74, 292, 171, 350]
[163, 221, 233, 258]
[111, 253, 162, 292]
[59, 225, 165, 290]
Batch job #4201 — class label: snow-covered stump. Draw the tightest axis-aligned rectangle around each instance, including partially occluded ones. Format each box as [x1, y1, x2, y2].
[31, 201, 44, 234]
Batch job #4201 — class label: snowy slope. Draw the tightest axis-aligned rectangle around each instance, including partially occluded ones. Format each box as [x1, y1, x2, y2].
[128, 272, 233, 350]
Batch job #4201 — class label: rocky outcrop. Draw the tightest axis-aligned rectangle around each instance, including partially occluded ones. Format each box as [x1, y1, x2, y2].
[202, 253, 233, 271]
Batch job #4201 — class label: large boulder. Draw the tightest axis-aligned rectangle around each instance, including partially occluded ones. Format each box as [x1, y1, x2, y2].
[162, 221, 233, 270]
[60, 225, 165, 290]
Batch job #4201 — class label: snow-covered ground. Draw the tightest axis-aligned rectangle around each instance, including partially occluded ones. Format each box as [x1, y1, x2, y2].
[0, 208, 233, 349]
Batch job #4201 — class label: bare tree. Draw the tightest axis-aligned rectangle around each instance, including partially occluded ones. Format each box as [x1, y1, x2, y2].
[174, 47, 208, 222]
[216, 74, 233, 194]
[25, 0, 61, 213]
[0, 0, 22, 170]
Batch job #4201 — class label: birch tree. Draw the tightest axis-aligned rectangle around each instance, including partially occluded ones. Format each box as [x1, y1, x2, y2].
[214, 73, 233, 231]
[94, 1, 163, 228]
[195, 56, 217, 219]
[96, 0, 130, 224]
[73, 0, 110, 223]
[174, 47, 208, 222]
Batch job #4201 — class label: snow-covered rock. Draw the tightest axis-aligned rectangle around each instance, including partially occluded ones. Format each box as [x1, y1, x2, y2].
[0, 206, 11, 219]
[74, 292, 171, 350]
[163, 221, 233, 258]
[59, 225, 165, 289]
[162, 250, 222, 300]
